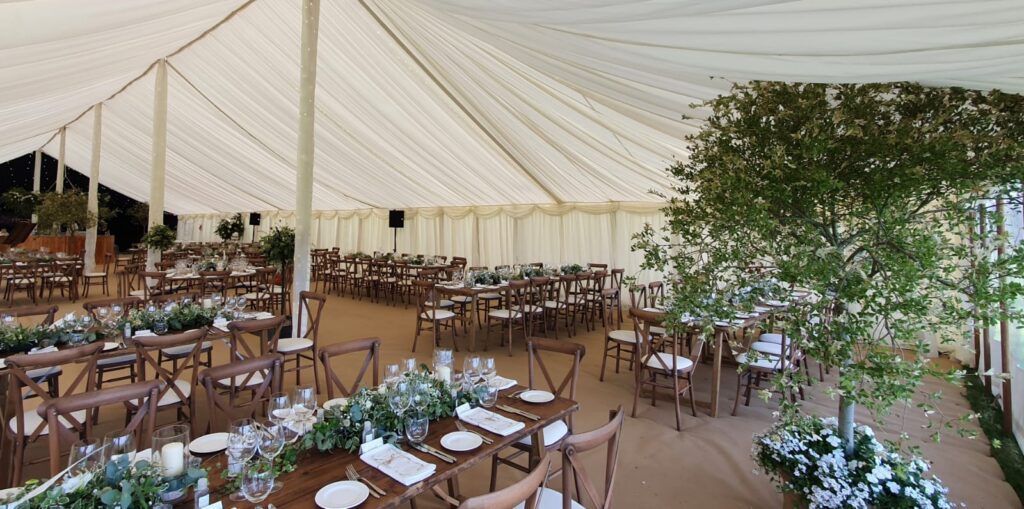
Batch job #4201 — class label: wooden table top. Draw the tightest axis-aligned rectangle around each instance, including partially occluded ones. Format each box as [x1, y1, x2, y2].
[205, 387, 578, 508]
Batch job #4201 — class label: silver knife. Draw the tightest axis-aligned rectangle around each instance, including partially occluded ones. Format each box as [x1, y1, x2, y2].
[413, 443, 456, 463]
[496, 404, 540, 421]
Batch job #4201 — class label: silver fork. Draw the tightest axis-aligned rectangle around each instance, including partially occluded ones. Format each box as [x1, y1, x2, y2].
[456, 420, 493, 444]
[346, 464, 383, 498]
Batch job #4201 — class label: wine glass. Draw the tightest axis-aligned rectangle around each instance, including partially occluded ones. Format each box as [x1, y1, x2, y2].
[481, 357, 497, 383]
[388, 382, 412, 438]
[68, 438, 102, 474]
[475, 382, 499, 409]
[110, 304, 124, 322]
[268, 392, 292, 424]
[211, 293, 224, 309]
[402, 357, 417, 375]
[95, 306, 110, 325]
[240, 459, 275, 508]
[236, 296, 248, 314]
[405, 413, 429, 445]
[227, 419, 258, 501]
[225, 297, 238, 316]
[291, 386, 316, 432]
[102, 430, 137, 464]
[385, 363, 401, 388]
[463, 355, 481, 385]
[256, 419, 286, 493]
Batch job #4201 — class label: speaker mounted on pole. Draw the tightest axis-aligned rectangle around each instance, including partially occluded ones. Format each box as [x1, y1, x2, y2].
[389, 210, 405, 253]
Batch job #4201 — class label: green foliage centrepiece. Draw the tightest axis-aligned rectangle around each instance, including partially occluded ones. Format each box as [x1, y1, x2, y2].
[35, 191, 97, 235]
[632, 81, 1024, 503]
[215, 213, 245, 242]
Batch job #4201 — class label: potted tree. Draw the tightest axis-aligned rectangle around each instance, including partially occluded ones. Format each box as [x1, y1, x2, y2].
[633, 81, 1024, 507]
[215, 213, 245, 242]
[259, 226, 295, 316]
[141, 224, 176, 262]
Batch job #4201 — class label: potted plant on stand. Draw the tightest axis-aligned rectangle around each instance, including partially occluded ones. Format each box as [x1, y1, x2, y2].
[633, 81, 1024, 507]
[259, 226, 295, 317]
[141, 224, 176, 264]
[215, 213, 245, 242]
[34, 190, 97, 254]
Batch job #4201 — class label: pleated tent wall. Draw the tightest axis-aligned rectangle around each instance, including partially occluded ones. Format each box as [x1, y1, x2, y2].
[177, 203, 666, 281]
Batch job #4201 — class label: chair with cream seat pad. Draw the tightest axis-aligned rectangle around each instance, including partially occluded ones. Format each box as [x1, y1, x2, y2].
[732, 329, 805, 415]
[5, 342, 103, 485]
[277, 291, 326, 393]
[460, 456, 551, 509]
[599, 304, 639, 382]
[219, 316, 286, 407]
[131, 328, 208, 436]
[516, 407, 625, 509]
[631, 307, 705, 431]
[491, 338, 585, 489]
[413, 279, 459, 353]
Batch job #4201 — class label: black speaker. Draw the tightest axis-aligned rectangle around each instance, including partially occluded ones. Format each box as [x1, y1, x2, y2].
[249, 213, 261, 226]
[389, 210, 405, 228]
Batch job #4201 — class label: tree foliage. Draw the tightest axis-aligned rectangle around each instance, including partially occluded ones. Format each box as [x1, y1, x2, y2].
[633, 81, 1024, 448]
[215, 213, 245, 241]
[35, 191, 97, 234]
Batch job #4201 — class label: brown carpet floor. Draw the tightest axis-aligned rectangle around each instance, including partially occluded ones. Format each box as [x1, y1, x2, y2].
[12, 289, 1020, 508]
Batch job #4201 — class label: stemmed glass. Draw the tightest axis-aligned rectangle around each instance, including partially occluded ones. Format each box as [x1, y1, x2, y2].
[402, 357, 417, 375]
[463, 355, 482, 385]
[68, 438, 102, 474]
[291, 386, 316, 434]
[256, 419, 286, 493]
[102, 430, 137, 464]
[385, 363, 401, 388]
[481, 357, 497, 384]
[227, 419, 259, 501]
[110, 304, 124, 322]
[240, 459, 275, 509]
[211, 293, 224, 309]
[225, 297, 238, 318]
[236, 296, 248, 315]
[388, 382, 411, 440]
[268, 393, 292, 424]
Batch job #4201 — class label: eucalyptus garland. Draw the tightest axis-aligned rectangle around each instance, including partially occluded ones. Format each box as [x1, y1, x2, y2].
[559, 263, 584, 275]
[0, 456, 206, 509]
[302, 369, 477, 454]
[119, 303, 217, 333]
[472, 271, 501, 285]
[0, 324, 52, 356]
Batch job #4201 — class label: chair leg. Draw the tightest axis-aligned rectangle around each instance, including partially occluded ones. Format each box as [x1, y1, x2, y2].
[599, 339, 610, 382]
[489, 455, 500, 492]
[731, 373, 744, 416]
[674, 379, 682, 431]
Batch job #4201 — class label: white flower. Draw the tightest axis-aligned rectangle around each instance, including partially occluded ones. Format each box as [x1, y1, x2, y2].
[887, 481, 901, 494]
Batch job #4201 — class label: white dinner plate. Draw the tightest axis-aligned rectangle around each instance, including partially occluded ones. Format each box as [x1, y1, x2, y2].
[315, 480, 370, 509]
[519, 390, 555, 404]
[440, 431, 482, 452]
[323, 397, 348, 411]
[102, 342, 119, 352]
[188, 433, 228, 454]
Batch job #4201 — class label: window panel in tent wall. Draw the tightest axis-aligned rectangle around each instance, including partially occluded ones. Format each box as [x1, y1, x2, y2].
[477, 214, 514, 267]
[514, 212, 561, 267]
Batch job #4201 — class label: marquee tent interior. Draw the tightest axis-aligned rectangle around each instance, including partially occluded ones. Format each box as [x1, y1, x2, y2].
[2, 0, 1024, 506]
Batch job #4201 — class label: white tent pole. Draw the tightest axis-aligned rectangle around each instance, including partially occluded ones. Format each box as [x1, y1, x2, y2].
[31, 150, 41, 223]
[292, 0, 320, 329]
[55, 127, 66, 194]
[84, 104, 102, 273]
[147, 59, 168, 271]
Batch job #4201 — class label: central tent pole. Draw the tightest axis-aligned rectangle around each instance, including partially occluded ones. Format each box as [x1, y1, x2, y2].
[31, 150, 41, 224]
[147, 59, 168, 271]
[55, 127, 66, 194]
[292, 0, 320, 330]
[84, 104, 102, 273]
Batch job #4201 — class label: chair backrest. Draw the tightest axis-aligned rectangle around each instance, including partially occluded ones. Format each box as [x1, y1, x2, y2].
[627, 283, 647, 309]
[559, 406, 626, 509]
[319, 338, 380, 399]
[630, 307, 668, 367]
[148, 292, 200, 307]
[38, 380, 161, 476]
[132, 328, 208, 430]
[414, 279, 438, 316]
[528, 276, 551, 306]
[198, 354, 283, 433]
[647, 281, 665, 307]
[296, 291, 326, 340]
[527, 337, 584, 428]
[4, 342, 104, 470]
[6, 304, 58, 326]
[227, 315, 285, 361]
[457, 455, 551, 509]
[137, 271, 168, 298]
[588, 263, 608, 270]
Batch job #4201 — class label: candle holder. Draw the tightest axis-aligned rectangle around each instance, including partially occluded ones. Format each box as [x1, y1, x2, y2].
[152, 424, 191, 501]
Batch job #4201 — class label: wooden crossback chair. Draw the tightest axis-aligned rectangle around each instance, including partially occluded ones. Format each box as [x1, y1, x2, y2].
[459, 456, 551, 509]
[630, 308, 705, 431]
[278, 291, 325, 393]
[319, 338, 380, 399]
[413, 279, 458, 353]
[491, 338, 585, 489]
[4, 342, 103, 485]
[198, 354, 283, 433]
[132, 328, 208, 436]
[38, 380, 161, 476]
[7, 304, 58, 327]
[548, 406, 625, 509]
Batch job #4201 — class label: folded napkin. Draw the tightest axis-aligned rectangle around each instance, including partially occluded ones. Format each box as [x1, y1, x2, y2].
[212, 318, 229, 332]
[28, 346, 58, 355]
[253, 312, 274, 320]
[133, 330, 156, 338]
[457, 404, 524, 436]
[360, 442, 436, 486]
[490, 376, 518, 391]
[753, 306, 771, 313]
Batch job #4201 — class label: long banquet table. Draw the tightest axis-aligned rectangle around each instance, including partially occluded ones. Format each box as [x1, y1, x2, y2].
[205, 387, 579, 508]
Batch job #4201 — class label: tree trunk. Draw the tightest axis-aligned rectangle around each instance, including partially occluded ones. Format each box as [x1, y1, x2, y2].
[838, 396, 856, 456]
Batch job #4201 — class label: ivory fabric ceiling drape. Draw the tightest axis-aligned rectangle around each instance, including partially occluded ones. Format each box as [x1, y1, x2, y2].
[2, 0, 1022, 215]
